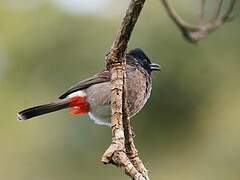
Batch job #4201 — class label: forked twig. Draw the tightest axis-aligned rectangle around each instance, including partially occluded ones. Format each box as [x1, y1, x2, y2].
[161, 0, 237, 43]
[102, 0, 149, 179]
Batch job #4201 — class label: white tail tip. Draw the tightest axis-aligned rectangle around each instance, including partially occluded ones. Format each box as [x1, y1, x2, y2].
[17, 113, 26, 121]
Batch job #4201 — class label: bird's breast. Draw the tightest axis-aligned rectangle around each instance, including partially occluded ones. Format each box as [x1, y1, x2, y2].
[85, 65, 152, 125]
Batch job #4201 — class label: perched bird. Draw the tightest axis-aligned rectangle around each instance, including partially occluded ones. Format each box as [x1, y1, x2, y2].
[17, 48, 161, 126]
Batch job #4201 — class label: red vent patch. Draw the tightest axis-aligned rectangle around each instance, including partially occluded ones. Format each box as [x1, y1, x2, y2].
[69, 96, 90, 115]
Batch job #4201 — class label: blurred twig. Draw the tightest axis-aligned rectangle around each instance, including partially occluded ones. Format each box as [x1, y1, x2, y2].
[102, 0, 149, 179]
[161, 0, 237, 43]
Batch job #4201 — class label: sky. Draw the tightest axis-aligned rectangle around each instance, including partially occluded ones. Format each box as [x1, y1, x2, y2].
[53, 0, 129, 16]
[0, 0, 198, 17]
[0, 0, 129, 16]
[54, 0, 112, 14]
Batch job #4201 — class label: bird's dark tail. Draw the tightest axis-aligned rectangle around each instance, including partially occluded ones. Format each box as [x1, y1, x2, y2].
[17, 99, 69, 121]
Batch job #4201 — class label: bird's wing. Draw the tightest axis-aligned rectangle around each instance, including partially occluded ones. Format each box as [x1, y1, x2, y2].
[58, 70, 111, 99]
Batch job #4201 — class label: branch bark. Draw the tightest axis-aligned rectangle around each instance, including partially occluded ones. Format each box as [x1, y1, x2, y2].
[102, 0, 149, 179]
[161, 0, 237, 43]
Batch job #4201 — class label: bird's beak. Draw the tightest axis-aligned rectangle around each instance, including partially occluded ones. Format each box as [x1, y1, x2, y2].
[150, 63, 161, 71]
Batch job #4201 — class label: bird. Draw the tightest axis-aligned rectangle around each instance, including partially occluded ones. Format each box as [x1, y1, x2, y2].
[17, 48, 161, 126]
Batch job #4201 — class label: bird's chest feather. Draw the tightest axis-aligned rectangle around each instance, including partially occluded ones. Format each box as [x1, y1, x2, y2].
[85, 66, 152, 125]
[126, 67, 152, 117]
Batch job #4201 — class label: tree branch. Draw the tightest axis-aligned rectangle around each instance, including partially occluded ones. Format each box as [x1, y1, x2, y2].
[199, 0, 206, 25]
[212, 0, 224, 21]
[105, 0, 146, 66]
[102, 0, 149, 179]
[161, 0, 237, 43]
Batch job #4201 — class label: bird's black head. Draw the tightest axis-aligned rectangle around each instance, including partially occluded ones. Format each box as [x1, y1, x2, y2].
[127, 48, 161, 74]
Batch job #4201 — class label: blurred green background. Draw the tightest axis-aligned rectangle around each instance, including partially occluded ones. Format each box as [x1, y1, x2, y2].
[0, 0, 240, 179]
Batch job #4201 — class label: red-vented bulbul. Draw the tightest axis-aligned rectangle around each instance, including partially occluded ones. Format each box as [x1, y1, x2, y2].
[17, 48, 161, 126]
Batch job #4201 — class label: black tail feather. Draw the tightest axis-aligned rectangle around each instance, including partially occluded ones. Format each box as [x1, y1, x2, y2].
[17, 100, 69, 120]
